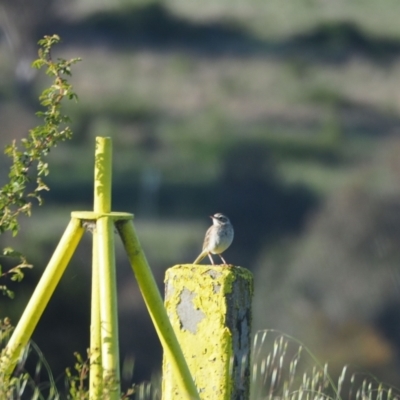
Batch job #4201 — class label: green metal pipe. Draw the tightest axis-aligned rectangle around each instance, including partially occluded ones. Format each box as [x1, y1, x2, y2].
[89, 228, 102, 399]
[89, 135, 113, 398]
[93, 136, 112, 214]
[97, 216, 120, 399]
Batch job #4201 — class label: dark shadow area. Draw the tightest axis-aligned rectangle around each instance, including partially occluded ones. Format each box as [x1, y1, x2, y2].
[42, 2, 269, 57]
[284, 21, 400, 64]
[375, 302, 400, 362]
[38, 5, 400, 65]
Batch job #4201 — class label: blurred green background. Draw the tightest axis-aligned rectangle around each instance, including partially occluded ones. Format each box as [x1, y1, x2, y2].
[2, 0, 400, 393]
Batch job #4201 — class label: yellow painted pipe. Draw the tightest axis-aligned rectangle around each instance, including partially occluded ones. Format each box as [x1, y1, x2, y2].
[0, 217, 84, 376]
[89, 136, 113, 397]
[97, 216, 120, 399]
[89, 228, 102, 399]
[94, 136, 112, 214]
[117, 220, 200, 400]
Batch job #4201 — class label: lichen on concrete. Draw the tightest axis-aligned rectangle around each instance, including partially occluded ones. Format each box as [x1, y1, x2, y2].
[162, 264, 253, 400]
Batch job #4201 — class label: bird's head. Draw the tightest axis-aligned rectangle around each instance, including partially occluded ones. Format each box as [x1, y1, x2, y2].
[210, 213, 230, 226]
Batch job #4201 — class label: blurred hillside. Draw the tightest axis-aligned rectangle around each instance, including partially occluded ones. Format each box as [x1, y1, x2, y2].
[2, 0, 400, 394]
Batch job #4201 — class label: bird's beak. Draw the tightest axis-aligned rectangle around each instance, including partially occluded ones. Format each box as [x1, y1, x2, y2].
[209, 215, 214, 220]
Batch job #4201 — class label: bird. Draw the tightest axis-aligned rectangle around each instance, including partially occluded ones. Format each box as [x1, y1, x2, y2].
[193, 213, 234, 265]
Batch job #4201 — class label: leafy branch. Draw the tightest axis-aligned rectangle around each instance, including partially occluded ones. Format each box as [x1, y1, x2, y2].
[0, 34, 80, 297]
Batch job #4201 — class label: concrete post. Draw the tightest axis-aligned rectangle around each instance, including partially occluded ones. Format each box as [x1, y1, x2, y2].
[162, 264, 253, 400]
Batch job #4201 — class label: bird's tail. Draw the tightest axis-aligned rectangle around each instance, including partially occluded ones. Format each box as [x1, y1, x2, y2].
[193, 250, 207, 264]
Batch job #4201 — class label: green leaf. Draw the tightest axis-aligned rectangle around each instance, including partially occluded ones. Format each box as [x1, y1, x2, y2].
[2, 247, 22, 257]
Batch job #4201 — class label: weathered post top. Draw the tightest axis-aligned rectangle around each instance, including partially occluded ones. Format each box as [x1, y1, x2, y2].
[162, 264, 253, 400]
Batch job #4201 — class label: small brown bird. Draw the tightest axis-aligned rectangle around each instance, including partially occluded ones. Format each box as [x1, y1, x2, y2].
[193, 213, 234, 265]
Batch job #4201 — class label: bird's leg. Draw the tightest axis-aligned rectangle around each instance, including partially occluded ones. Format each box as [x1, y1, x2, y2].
[218, 254, 227, 265]
[208, 253, 215, 265]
